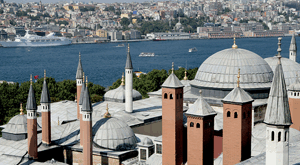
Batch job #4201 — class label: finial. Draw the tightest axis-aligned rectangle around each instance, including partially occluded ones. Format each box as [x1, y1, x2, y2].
[121, 72, 125, 86]
[86, 76, 88, 86]
[44, 69, 46, 80]
[79, 52, 81, 59]
[30, 74, 32, 85]
[172, 62, 174, 74]
[199, 90, 202, 95]
[277, 37, 282, 64]
[237, 68, 240, 87]
[232, 34, 238, 49]
[83, 72, 85, 83]
[103, 103, 111, 118]
[184, 69, 188, 80]
[20, 103, 24, 115]
[128, 43, 130, 53]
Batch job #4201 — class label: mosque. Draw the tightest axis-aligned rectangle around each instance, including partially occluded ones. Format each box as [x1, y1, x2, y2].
[0, 35, 300, 165]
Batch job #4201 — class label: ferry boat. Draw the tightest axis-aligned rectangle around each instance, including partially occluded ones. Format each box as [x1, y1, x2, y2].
[139, 52, 155, 57]
[0, 30, 72, 47]
[116, 44, 125, 47]
[189, 47, 198, 52]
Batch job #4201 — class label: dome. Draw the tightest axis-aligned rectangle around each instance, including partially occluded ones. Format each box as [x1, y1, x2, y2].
[93, 117, 138, 151]
[2, 114, 41, 141]
[264, 57, 300, 87]
[190, 48, 273, 101]
[104, 85, 142, 103]
[139, 137, 154, 147]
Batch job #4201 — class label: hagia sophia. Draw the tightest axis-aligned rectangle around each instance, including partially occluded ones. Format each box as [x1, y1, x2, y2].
[0, 35, 300, 165]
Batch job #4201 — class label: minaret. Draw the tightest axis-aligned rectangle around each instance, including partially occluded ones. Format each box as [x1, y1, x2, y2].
[27, 75, 38, 159]
[289, 33, 297, 62]
[81, 76, 93, 165]
[79, 72, 85, 146]
[125, 44, 133, 113]
[162, 62, 184, 165]
[221, 68, 254, 165]
[264, 38, 292, 165]
[76, 52, 83, 119]
[40, 70, 51, 146]
[185, 90, 217, 165]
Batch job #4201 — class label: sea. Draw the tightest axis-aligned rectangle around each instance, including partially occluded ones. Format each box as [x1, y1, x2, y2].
[0, 37, 298, 88]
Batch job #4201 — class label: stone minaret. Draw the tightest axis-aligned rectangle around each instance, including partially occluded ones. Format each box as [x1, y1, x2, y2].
[125, 44, 133, 113]
[221, 69, 254, 165]
[27, 75, 38, 159]
[264, 38, 292, 165]
[79, 72, 85, 146]
[81, 76, 93, 165]
[289, 33, 297, 62]
[40, 70, 51, 146]
[76, 52, 83, 119]
[185, 90, 217, 165]
[288, 77, 300, 131]
[162, 62, 184, 165]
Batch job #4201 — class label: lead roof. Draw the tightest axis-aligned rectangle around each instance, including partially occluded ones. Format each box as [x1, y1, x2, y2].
[125, 47, 133, 69]
[79, 82, 86, 105]
[161, 73, 184, 88]
[40, 78, 51, 103]
[185, 92, 217, 117]
[289, 34, 297, 51]
[75, 54, 83, 79]
[26, 85, 37, 110]
[81, 85, 92, 112]
[222, 87, 254, 104]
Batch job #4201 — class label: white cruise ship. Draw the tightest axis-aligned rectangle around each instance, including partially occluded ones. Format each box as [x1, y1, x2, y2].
[0, 30, 72, 47]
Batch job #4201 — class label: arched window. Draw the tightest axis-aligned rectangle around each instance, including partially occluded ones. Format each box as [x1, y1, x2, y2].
[164, 93, 168, 99]
[170, 94, 173, 99]
[271, 131, 274, 141]
[196, 123, 200, 128]
[43, 106, 44, 109]
[278, 132, 281, 142]
[295, 92, 297, 96]
[298, 93, 299, 96]
[243, 112, 246, 119]
[285, 131, 288, 141]
[227, 111, 231, 117]
[190, 122, 194, 127]
[234, 112, 238, 118]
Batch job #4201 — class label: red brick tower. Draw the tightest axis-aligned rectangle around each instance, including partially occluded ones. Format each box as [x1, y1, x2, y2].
[81, 76, 93, 165]
[288, 79, 300, 131]
[79, 72, 85, 146]
[185, 90, 217, 165]
[26, 75, 38, 159]
[76, 52, 83, 119]
[162, 62, 184, 165]
[221, 69, 254, 165]
[40, 70, 51, 146]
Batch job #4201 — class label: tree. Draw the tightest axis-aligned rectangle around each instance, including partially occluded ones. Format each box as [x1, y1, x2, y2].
[120, 17, 130, 27]
[104, 6, 115, 12]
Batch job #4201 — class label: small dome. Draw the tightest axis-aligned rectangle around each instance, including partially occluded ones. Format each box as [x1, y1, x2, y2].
[139, 137, 154, 147]
[265, 57, 300, 86]
[104, 85, 142, 103]
[93, 117, 138, 151]
[2, 114, 41, 141]
[192, 48, 273, 89]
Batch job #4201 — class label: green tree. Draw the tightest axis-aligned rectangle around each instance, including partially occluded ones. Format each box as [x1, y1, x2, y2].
[120, 17, 130, 27]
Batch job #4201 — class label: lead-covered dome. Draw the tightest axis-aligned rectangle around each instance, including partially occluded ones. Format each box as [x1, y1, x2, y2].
[104, 85, 142, 103]
[265, 57, 300, 87]
[93, 117, 138, 151]
[190, 48, 273, 102]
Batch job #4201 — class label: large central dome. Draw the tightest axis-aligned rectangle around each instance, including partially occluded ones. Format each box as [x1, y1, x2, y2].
[190, 47, 273, 102]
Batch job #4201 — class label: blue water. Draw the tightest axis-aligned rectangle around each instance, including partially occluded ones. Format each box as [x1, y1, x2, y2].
[0, 37, 298, 87]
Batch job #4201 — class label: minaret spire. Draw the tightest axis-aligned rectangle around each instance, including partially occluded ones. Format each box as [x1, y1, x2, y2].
[289, 33, 297, 62]
[76, 52, 84, 119]
[41, 69, 51, 146]
[125, 44, 133, 113]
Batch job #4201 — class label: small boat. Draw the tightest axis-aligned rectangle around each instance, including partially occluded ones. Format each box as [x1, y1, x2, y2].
[139, 52, 155, 57]
[189, 47, 197, 52]
[116, 44, 125, 47]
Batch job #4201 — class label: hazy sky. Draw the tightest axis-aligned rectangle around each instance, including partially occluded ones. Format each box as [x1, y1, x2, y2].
[9, 0, 167, 4]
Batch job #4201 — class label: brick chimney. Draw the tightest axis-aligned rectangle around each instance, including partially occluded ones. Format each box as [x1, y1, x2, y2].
[162, 63, 184, 165]
[79, 72, 85, 146]
[221, 69, 253, 165]
[40, 70, 51, 146]
[27, 75, 38, 159]
[185, 90, 216, 165]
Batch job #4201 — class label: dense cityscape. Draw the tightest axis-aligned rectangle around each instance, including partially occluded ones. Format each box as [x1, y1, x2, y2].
[1, 0, 300, 43]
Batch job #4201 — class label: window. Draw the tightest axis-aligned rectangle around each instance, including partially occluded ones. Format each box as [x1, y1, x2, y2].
[190, 122, 194, 127]
[156, 144, 162, 154]
[196, 123, 200, 128]
[149, 146, 154, 157]
[164, 93, 167, 99]
[170, 94, 173, 99]
[140, 149, 147, 160]
[271, 131, 274, 141]
[278, 132, 281, 142]
[234, 112, 238, 118]
[285, 131, 288, 141]
[227, 111, 231, 117]
[295, 92, 296, 96]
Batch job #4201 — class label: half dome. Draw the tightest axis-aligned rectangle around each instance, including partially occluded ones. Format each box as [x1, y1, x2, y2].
[93, 117, 138, 151]
[265, 57, 300, 87]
